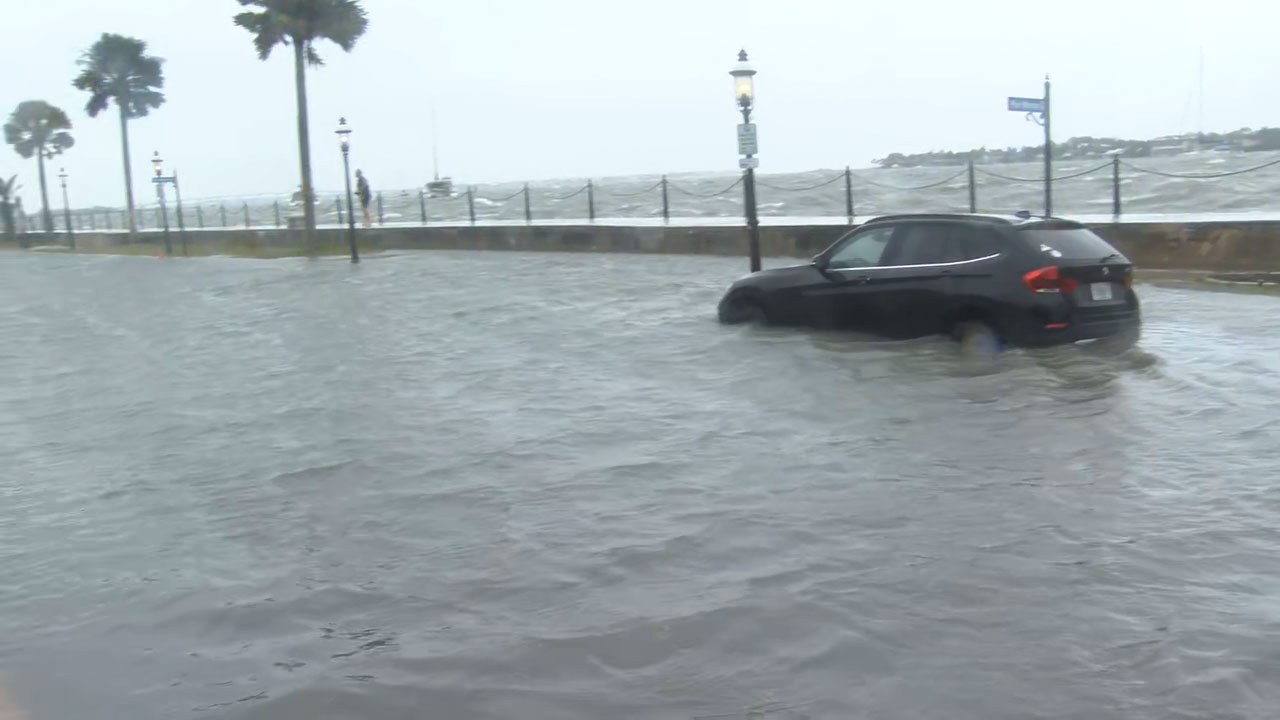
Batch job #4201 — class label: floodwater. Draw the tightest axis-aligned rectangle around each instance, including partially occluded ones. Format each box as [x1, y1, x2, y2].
[1, 250, 1279, 720]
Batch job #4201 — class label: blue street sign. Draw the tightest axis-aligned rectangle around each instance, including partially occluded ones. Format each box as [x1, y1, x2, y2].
[1008, 96, 1045, 113]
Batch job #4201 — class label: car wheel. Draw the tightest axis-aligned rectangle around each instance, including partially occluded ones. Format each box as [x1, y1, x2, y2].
[953, 320, 1001, 357]
[722, 296, 769, 325]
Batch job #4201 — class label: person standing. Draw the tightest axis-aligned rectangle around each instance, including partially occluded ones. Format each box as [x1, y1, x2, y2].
[355, 170, 372, 228]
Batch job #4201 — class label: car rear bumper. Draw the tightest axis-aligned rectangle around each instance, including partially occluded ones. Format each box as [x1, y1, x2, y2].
[1015, 313, 1141, 347]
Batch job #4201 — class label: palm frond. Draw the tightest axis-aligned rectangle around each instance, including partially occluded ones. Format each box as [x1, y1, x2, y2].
[235, 10, 289, 60]
[0, 176, 19, 199]
[305, 43, 324, 67]
[314, 0, 368, 52]
[5, 101, 74, 160]
[48, 132, 75, 155]
[72, 33, 166, 120]
[237, 0, 367, 66]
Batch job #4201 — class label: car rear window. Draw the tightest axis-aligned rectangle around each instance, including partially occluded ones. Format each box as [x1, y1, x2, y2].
[1018, 228, 1124, 260]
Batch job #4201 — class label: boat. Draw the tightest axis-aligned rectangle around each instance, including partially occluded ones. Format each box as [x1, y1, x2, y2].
[426, 105, 456, 198]
[427, 177, 454, 198]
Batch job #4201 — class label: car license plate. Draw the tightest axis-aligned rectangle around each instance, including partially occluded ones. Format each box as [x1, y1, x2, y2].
[1090, 282, 1113, 301]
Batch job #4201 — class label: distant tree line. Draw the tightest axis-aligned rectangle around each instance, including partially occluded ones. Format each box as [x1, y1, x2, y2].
[1, 0, 368, 247]
[875, 128, 1280, 168]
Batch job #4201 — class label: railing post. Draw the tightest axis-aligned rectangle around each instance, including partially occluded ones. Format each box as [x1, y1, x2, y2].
[587, 180, 595, 222]
[1112, 155, 1122, 219]
[661, 175, 670, 224]
[419, 189, 427, 225]
[523, 183, 532, 224]
[274, 201, 281, 228]
[844, 166, 854, 224]
[196, 206, 204, 229]
[377, 191, 384, 226]
[104, 210, 112, 230]
[219, 204, 227, 227]
[88, 211, 95, 231]
[967, 157, 977, 213]
[243, 202, 250, 229]
[467, 186, 476, 226]
[336, 197, 344, 225]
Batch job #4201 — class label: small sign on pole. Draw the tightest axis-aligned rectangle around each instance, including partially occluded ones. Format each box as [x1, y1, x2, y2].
[737, 123, 758, 156]
[1007, 96, 1045, 113]
[738, 156, 759, 169]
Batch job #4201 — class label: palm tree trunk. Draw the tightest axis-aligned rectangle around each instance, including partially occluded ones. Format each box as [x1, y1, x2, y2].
[119, 105, 137, 233]
[36, 151, 53, 234]
[293, 41, 316, 245]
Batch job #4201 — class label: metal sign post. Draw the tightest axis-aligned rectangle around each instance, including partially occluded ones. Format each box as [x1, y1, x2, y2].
[1007, 77, 1052, 216]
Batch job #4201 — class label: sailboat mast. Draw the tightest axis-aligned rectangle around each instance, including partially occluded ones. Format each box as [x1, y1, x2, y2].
[1197, 46, 1204, 141]
[431, 105, 440, 182]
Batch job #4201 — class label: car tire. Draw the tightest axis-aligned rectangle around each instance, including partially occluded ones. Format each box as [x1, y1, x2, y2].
[953, 320, 1002, 356]
[721, 296, 770, 326]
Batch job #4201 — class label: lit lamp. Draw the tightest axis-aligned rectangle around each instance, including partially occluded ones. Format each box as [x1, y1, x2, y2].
[336, 118, 351, 152]
[152, 151, 163, 177]
[730, 50, 756, 119]
[335, 117, 358, 263]
[729, 49, 760, 273]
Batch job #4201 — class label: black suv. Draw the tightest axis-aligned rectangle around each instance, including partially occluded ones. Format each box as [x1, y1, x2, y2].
[717, 214, 1140, 347]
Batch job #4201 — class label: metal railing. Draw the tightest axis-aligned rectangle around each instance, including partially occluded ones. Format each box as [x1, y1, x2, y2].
[15, 154, 1280, 235]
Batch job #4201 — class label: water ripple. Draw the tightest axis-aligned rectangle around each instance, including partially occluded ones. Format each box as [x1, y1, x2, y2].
[1, 251, 1279, 719]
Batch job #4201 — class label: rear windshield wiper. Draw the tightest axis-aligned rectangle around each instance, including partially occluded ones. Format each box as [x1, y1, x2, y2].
[1099, 252, 1122, 263]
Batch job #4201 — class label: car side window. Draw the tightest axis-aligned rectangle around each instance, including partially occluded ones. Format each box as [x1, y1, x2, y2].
[882, 223, 963, 266]
[962, 228, 1005, 259]
[827, 226, 895, 269]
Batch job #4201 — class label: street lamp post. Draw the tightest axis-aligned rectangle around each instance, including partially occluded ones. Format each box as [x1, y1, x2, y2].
[336, 117, 358, 263]
[152, 151, 173, 256]
[730, 50, 761, 273]
[58, 168, 74, 251]
[151, 152, 187, 255]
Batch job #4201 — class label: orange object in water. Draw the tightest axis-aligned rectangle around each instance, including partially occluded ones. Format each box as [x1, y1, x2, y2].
[158, 252, 166, 259]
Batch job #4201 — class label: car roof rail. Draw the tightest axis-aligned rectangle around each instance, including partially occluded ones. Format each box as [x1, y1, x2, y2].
[862, 213, 1017, 226]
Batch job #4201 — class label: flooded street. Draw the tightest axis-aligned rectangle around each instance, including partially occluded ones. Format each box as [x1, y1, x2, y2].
[2, 250, 1279, 719]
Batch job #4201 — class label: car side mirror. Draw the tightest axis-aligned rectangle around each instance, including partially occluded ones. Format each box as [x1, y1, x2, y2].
[812, 254, 829, 270]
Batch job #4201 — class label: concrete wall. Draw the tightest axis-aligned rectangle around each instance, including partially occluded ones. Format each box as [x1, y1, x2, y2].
[12, 218, 1280, 271]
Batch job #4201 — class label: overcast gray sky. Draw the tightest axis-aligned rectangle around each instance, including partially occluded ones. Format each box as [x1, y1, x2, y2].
[3, 0, 1277, 207]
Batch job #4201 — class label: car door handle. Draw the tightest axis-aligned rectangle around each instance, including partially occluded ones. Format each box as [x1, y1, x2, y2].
[852, 275, 872, 285]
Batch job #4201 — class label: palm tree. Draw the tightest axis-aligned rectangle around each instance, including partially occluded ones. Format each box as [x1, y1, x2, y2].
[234, 0, 368, 241]
[73, 33, 165, 234]
[3, 101, 74, 234]
[0, 175, 21, 245]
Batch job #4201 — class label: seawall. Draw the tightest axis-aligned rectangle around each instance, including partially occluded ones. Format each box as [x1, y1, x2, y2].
[10, 218, 1280, 271]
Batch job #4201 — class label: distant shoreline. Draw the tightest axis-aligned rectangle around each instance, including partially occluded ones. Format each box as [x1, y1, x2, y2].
[876, 127, 1280, 168]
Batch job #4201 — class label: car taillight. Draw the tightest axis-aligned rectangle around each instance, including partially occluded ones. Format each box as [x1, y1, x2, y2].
[1023, 266, 1079, 295]
[1121, 271, 1133, 289]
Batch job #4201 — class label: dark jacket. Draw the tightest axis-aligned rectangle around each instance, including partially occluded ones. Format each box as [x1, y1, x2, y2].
[356, 176, 371, 207]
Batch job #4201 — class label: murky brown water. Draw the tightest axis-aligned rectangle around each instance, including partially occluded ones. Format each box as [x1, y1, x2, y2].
[2, 250, 1278, 719]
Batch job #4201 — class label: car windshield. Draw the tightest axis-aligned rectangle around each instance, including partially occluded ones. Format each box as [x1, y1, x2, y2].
[1019, 228, 1125, 260]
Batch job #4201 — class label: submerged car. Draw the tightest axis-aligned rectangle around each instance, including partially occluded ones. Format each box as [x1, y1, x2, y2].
[717, 213, 1140, 347]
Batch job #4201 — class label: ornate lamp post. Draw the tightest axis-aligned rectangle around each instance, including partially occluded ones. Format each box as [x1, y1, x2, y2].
[336, 117, 358, 263]
[731, 50, 761, 272]
[58, 168, 74, 251]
